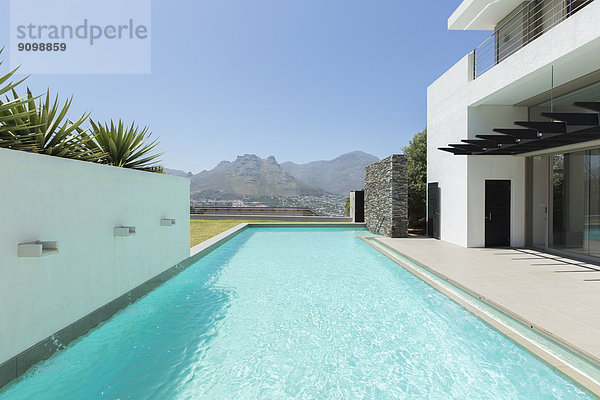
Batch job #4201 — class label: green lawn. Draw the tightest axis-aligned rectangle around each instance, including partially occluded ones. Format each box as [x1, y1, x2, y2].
[190, 219, 284, 247]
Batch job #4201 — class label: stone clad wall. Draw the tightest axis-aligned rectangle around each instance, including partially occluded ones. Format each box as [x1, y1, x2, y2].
[364, 155, 408, 237]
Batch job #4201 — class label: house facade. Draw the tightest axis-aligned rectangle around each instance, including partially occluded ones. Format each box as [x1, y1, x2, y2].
[427, 0, 600, 261]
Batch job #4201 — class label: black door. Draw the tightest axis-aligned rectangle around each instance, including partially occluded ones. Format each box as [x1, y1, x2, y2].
[485, 180, 511, 247]
[354, 191, 364, 223]
[427, 182, 440, 239]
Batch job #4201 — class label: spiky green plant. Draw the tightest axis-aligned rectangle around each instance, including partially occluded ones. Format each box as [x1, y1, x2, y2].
[87, 119, 164, 173]
[0, 50, 163, 172]
[0, 94, 37, 150]
[0, 88, 101, 160]
[0, 48, 36, 150]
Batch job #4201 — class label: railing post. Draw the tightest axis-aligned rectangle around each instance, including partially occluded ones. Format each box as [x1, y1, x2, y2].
[473, 48, 477, 80]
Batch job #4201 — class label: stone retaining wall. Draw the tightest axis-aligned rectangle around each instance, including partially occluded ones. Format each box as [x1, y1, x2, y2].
[364, 155, 408, 237]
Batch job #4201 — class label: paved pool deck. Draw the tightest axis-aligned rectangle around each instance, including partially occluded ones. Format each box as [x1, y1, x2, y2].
[375, 237, 600, 365]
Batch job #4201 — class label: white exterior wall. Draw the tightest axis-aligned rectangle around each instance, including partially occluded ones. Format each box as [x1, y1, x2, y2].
[466, 106, 527, 247]
[0, 148, 190, 364]
[428, 0, 600, 248]
[427, 55, 472, 246]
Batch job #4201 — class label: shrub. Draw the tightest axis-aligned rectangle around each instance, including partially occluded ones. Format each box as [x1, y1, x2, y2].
[403, 129, 427, 232]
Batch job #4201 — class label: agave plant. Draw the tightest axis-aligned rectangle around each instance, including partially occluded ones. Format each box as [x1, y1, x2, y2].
[0, 49, 163, 171]
[0, 93, 36, 151]
[86, 119, 164, 173]
[0, 49, 36, 150]
[0, 88, 102, 160]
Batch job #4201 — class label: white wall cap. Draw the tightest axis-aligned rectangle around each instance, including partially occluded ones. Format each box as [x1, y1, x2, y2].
[449, 0, 525, 30]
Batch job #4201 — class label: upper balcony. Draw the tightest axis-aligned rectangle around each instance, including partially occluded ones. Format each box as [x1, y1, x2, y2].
[451, 0, 595, 78]
[449, 0, 528, 30]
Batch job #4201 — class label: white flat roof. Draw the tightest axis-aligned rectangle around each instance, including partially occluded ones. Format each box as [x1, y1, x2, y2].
[448, 0, 526, 30]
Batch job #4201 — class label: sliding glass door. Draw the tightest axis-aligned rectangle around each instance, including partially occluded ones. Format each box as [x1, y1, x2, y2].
[548, 149, 600, 258]
[587, 149, 600, 258]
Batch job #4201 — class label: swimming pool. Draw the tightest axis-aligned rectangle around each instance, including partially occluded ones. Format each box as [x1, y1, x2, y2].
[0, 227, 593, 398]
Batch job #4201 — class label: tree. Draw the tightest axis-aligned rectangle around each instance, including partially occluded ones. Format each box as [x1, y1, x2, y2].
[403, 128, 427, 232]
[345, 197, 350, 216]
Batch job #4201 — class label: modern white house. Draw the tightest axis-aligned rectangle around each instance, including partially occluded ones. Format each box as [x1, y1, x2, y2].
[427, 0, 600, 260]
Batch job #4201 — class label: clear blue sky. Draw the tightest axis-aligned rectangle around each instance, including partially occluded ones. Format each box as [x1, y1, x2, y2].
[0, 0, 489, 172]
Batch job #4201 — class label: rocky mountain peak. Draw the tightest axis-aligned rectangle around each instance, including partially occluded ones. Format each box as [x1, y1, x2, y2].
[189, 154, 325, 198]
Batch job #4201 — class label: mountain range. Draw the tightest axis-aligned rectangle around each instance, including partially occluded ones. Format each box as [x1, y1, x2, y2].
[189, 154, 325, 198]
[166, 151, 379, 205]
[281, 151, 378, 195]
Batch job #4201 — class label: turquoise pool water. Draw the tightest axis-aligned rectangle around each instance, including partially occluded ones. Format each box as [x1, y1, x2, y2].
[0, 227, 593, 399]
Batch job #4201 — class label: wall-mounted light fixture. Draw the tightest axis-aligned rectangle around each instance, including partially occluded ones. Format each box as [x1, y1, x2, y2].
[18, 241, 59, 257]
[114, 226, 136, 237]
[160, 219, 176, 226]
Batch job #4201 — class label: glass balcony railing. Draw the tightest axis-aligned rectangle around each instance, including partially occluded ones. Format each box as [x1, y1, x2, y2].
[473, 0, 594, 79]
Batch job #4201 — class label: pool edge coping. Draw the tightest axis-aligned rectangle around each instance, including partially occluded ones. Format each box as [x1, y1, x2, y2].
[0, 222, 365, 390]
[360, 236, 600, 399]
[368, 237, 600, 366]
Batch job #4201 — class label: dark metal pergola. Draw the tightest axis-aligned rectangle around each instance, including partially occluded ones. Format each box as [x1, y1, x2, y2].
[439, 102, 600, 156]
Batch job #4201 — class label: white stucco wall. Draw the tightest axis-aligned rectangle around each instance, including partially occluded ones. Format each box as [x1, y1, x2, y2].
[0, 148, 190, 364]
[427, 55, 472, 247]
[428, 78, 528, 247]
[466, 105, 527, 247]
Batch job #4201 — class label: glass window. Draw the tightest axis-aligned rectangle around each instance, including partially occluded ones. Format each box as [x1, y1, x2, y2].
[586, 149, 600, 257]
[550, 151, 586, 254]
[549, 149, 600, 258]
